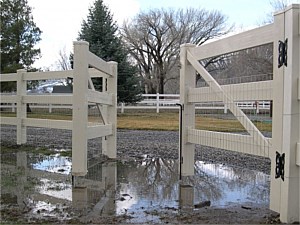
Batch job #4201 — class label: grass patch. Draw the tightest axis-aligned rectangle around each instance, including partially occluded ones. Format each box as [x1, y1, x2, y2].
[1, 111, 271, 132]
[117, 112, 272, 132]
[117, 113, 179, 131]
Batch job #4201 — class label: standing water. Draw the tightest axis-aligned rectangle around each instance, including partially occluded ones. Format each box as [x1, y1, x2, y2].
[1, 152, 270, 223]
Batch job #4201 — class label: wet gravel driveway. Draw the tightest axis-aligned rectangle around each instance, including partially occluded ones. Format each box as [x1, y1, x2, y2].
[1, 125, 271, 174]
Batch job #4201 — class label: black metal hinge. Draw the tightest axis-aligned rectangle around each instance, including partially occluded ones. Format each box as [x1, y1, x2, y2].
[275, 151, 285, 181]
[278, 38, 288, 68]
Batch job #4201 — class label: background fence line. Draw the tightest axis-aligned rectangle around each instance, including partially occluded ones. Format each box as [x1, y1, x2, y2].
[0, 93, 271, 114]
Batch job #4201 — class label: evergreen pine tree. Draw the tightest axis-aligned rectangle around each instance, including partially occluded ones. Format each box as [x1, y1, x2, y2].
[1, 0, 41, 73]
[78, 0, 141, 103]
[1, 0, 42, 91]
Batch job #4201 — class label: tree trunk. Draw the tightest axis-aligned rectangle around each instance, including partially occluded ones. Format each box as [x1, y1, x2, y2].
[159, 74, 164, 94]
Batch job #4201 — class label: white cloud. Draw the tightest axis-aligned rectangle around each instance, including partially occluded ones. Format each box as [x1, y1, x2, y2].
[103, 0, 140, 24]
[28, 0, 140, 69]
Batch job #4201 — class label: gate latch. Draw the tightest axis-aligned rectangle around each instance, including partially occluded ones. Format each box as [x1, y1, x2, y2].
[278, 38, 288, 68]
[275, 151, 285, 181]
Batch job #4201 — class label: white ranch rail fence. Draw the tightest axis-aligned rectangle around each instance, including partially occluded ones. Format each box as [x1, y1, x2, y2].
[179, 5, 299, 223]
[0, 41, 117, 177]
[0, 93, 270, 114]
[118, 93, 270, 113]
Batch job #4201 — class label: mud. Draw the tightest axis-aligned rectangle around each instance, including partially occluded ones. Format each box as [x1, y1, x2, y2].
[0, 125, 279, 224]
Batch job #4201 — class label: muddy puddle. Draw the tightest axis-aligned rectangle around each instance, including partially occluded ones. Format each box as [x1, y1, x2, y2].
[1, 152, 271, 223]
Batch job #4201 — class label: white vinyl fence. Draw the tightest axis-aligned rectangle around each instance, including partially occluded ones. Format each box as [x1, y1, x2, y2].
[179, 5, 299, 223]
[0, 41, 117, 176]
[2, 93, 270, 114]
[120, 93, 270, 113]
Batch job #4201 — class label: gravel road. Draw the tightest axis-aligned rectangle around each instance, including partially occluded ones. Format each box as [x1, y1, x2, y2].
[0, 125, 271, 174]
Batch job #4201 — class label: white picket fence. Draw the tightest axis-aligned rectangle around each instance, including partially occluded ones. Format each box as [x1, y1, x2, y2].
[0, 41, 117, 176]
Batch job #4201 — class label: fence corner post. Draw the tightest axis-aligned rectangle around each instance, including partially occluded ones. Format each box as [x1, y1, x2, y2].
[16, 69, 27, 145]
[270, 5, 300, 223]
[72, 41, 89, 176]
[179, 43, 196, 176]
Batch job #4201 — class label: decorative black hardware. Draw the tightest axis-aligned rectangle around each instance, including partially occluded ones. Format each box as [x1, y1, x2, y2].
[275, 151, 285, 181]
[278, 38, 288, 68]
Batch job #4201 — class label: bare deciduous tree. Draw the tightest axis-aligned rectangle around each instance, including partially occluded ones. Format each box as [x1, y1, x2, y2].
[56, 47, 71, 71]
[121, 8, 232, 94]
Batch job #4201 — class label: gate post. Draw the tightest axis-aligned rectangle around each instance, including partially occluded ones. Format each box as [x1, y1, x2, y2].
[271, 5, 300, 223]
[179, 44, 196, 176]
[72, 41, 89, 176]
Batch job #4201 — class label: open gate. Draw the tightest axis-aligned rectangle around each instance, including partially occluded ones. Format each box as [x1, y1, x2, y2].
[179, 5, 299, 223]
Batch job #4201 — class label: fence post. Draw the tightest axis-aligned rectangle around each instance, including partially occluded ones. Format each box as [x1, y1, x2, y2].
[72, 41, 89, 176]
[271, 5, 300, 223]
[156, 93, 160, 113]
[224, 104, 228, 114]
[12, 103, 16, 113]
[102, 61, 117, 158]
[179, 43, 196, 176]
[16, 69, 27, 144]
[49, 104, 52, 113]
[121, 103, 125, 113]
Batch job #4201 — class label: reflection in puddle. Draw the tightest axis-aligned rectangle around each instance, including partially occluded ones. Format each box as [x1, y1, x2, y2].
[32, 154, 72, 174]
[1, 153, 270, 223]
[38, 178, 72, 201]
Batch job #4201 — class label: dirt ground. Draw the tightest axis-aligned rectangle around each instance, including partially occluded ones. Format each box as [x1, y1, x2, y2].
[0, 127, 282, 224]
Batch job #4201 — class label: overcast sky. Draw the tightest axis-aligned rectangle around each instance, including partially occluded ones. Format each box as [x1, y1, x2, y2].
[27, 0, 299, 70]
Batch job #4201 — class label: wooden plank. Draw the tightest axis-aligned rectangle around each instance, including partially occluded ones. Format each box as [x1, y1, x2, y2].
[189, 80, 273, 102]
[23, 95, 73, 104]
[188, 128, 271, 158]
[23, 118, 73, 130]
[87, 90, 113, 105]
[24, 70, 74, 80]
[87, 124, 112, 139]
[0, 117, 17, 125]
[0, 73, 18, 82]
[190, 24, 274, 60]
[88, 52, 112, 76]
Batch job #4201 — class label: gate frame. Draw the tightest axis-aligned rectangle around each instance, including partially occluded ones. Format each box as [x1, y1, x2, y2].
[179, 5, 299, 223]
